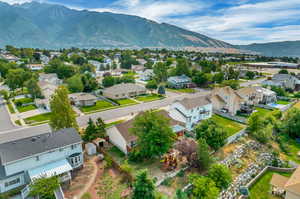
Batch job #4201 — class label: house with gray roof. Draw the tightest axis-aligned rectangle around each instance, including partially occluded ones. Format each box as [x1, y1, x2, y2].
[69, 93, 97, 107]
[169, 95, 213, 130]
[262, 74, 300, 91]
[0, 128, 83, 198]
[167, 75, 194, 89]
[103, 83, 147, 100]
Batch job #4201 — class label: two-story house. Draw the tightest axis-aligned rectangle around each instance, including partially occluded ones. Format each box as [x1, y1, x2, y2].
[169, 95, 213, 131]
[167, 75, 194, 89]
[237, 86, 277, 105]
[262, 74, 300, 91]
[0, 128, 83, 198]
[211, 86, 244, 116]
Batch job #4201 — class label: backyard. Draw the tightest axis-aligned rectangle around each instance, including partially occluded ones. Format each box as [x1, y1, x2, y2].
[135, 94, 164, 102]
[211, 114, 245, 137]
[80, 100, 116, 113]
[24, 112, 52, 125]
[249, 170, 292, 199]
[277, 134, 300, 164]
[276, 100, 290, 105]
[254, 107, 273, 117]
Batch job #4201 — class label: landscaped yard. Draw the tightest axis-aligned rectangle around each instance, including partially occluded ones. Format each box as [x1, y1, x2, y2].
[80, 100, 116, 113]
[249, 170, 292, 199]
[117, 98, 138, 106]
[167, 88, 196, 93]
[24, 112, 52, 124]
[278, 134, 300, 164]
[211, 114, 245, 137]
[13, 98, 37, 113]
[135, 94, 164, 102]
[254, 107, 273, 117]
[276, 100, 290, 105]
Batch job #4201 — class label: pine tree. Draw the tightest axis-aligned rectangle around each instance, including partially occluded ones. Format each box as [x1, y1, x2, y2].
[132, 170, 155, 199]
[49, 85, 78, 131]
[82, 118, 97, 142]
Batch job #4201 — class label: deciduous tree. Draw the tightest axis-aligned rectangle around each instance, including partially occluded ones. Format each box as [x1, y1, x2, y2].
[208, 164, 232, 189]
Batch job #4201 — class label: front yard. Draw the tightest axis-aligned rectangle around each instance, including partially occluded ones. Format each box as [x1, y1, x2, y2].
[116, 98, 138, 106]
[13, 98, 37, 113]
[249, 170, 292, 199]
[211, 114, 245, 137]
[24, 112, 52, 125]
[135, 94, 164, 102]
[80, 100, 116, 113]
[167, 88, 196, 93]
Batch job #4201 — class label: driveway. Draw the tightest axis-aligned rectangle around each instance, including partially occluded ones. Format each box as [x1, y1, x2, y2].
[0, 97, 19, 132]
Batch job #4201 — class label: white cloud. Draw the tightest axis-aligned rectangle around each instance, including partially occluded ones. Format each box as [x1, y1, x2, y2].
[92, 0, 204, 22]
[167, 0, 300, 44]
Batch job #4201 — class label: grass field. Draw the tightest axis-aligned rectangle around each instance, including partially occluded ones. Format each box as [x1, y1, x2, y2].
[135, 94, 164, 102]
[80, 100, 115, 113]
[117, 98, 138, 106]
[276, 100, 290, 105]
[24, 112, 52, 124]
[17, 104, 37, 113]
[211, 114, 245, 137]
[249, 170, 292, 199]
[167, 88, 195, 93]
[7, 103, 15, 113]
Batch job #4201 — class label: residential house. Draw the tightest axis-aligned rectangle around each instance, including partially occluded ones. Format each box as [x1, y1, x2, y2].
[132, 65, 145, 74]
[270, 166, 300, 199]
[69, 93, 97, 107]
[26, 64, 44, 71]
[211, 86, 244, 116]
[40, 54, 50, 65]
[0, 128, 83, 198]
[167, 75, 194, 89]
[39, 73, 62, 86]
[262, 74, 300, 91]
[169, 95, 213, 131]
[49, 52, 62, 59]
[140, 69, 154, 81]
[103, 83, 147, 100]
[0, 53, 20, 62]
[237, 86, 277, 105]
[106, 110, 185, 154]
[88, 60, 101, 70]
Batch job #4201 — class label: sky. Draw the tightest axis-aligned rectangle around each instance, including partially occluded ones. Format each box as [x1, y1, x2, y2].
[2, 0, 300, 45]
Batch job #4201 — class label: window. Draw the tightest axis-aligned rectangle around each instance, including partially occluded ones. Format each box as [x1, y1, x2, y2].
[71, 144, 77, 150]
[36, 156, 40, 161]
[71, 155, 81, 166]
[5, 178, 20, 187]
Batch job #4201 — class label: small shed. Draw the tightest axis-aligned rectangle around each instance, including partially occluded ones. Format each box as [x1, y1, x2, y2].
[85, 143, 97, 156]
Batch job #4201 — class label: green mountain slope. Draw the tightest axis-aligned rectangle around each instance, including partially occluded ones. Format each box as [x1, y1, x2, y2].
[237, 41, 300, 57]
[0, 2, 232, 49]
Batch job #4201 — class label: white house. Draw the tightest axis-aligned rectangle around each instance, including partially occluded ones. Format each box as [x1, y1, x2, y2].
[169, 95, 213, 131]
[0, 128, 83, 198]
[26, 64, 44, 71]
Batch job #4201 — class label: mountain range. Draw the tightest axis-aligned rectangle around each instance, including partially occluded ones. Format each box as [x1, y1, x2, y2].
[238, 41, 300, 57]
[0, 1, 231, 49]
[0, 1, 299, 57]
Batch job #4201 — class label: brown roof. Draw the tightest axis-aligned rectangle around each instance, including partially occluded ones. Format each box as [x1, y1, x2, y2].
[270, 174, 289, 189]
[114, 110, 184, 143]
[285, 166, 300, 195]
[69, 93, 97, 101]
[176, 95, 211, 110]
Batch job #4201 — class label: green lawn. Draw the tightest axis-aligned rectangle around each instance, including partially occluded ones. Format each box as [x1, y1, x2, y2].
[80, 100, 115, 113]
[117, 98, 138, 106]
[167, 88, 196, 93]
[249, 170, 292, 199]
[211, 114, 245, 137]
[105, 120, 124, 128]
[254, 107, 273, 117]
[24, 112, 52, 124]
[13, 97, 33, 104]
[16, 104, 37, 113]
[135, 94, 164, 102]
[7, 103, 15, 113]
[276, 100, 290, 105]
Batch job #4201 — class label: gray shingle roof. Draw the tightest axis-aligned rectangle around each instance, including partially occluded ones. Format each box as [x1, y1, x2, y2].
[176, 95, 211, 110]
[0, 128, 82, 165]
[104, 83, 146, 94]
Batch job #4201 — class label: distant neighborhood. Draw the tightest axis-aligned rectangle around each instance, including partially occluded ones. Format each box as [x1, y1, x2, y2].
[0, 46, 300, 199]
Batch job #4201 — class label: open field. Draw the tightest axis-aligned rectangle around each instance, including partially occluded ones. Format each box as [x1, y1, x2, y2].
[211, 114, 245, 137]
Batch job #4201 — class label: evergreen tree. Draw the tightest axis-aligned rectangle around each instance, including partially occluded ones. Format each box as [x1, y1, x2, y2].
[132, 170, 155, 199]
[82, 118, 97, 142]
[49, 86, 78, 131]
[197, 138, 213, 170]
[25, 78, 42, 99]
[157, 85, 166, 95]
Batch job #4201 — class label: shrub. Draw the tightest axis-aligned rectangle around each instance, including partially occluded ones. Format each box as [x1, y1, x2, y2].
[161, 177, 173, 186]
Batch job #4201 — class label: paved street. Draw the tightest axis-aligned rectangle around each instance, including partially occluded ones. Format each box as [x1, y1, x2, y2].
[0, 97, 19, 132]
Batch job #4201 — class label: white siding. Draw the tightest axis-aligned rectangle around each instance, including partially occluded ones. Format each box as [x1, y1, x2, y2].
[106, 126, 128, 154]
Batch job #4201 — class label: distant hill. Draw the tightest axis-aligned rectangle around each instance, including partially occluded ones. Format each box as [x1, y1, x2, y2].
[0, 1, 232, 49]
[237, 41, 300, 57]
